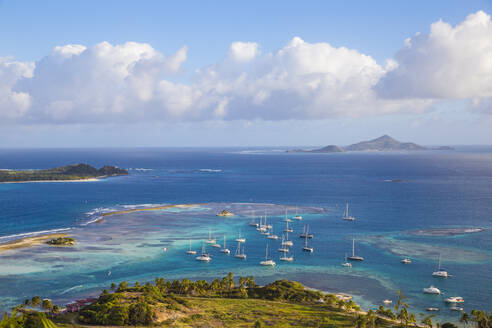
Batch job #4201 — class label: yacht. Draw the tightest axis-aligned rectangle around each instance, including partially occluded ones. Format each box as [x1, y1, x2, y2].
[205, 229, 216, 244]
[401, 258, 412, 264]
[186, 240, 197, 255]
[282, 231, 293, 247]
[280, 252, 294, 262]
[302, 226, 314, 252]
[211, 239, 221, 248]
[382, 300, 392, 305]
[278, 235, 290, 252]
[423, 286, 441, 294]
[292, 206, 302, 220]
[426, 307, 440, 312]
[249, 215, 259, 227]
[234, 241, 247, 259]
[347, 238, 364, 261]
[235, 230, 246, 243]
[267, 227, 279, 240]
[342, 203, 356, 221]
[260, 244, 276, 266]
[341, 253, 352, 267]
[283, 209, 292, 222]
[445, 297, 464, 304]
[432, 254, 449, 278]
[220, 236, 230, 254]
[284, 220, 293, 233]
[299, 224, 313, 239]
[195, 244, 211, 262]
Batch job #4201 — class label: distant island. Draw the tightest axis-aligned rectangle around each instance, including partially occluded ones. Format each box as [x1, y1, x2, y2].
[0, 164, 128, 183]
[217, 209, 235, 217]
[46, 237, 75, 246]
[288, 135, 454, 153]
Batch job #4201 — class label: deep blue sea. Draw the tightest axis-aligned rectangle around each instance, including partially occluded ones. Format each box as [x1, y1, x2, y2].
[0, 147, 491, 322]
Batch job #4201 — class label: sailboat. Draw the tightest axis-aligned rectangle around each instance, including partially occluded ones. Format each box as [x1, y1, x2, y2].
[235, 230, 246, 243]
[432, 254, 449, 277]
[342, 203, 356, 221]
[283, 208, 292, 222]
[257, 216, 267, 232]
[264, 211, 272, 229]
[220, 235, 230, 254]
[282, 229, 293, 247]
[299, 224, 313, 238]
[280, 251, 294, 262]
[292, 206, 302, 220]
[206, 229, 216, 244]
[284, 220, 293, 233]
[260, 244, 276, 266]
[234, 241, 246, 259]
[278, 235, 289, 253]
[302, 225, 313, 252]
[196, 244, 211, 262]
[347, 238, 364, 261]
[341, 253, 352, 267]
[212, 235, 221, 248]
[186, 240, 197, 255]
[267, 226, 279, 240]
[249, 214, 259, 227]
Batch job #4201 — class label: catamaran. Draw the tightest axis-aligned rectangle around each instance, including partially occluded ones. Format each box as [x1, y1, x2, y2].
[283, 209, 292, 222]
[299, 224, 313, 238]
[282, 229, 293, 247]
[401, 258, 412, 264]
[444, 297, 464, 303]
[292, 206, 302, 220]
[432, 254, 449, 278]
[196, 244, 211, 262]
[260, 244, 276, 266]
[267, 226, 279, 240]
[302, 226, 313, 252]
[206, 229, 216, 244]
[284, 220, 293, 233]
[186, 240, 197, 255]
[234, 241, 247, 259]
[257, 216, 267, 232]
[347, 238, 364, 261]
[249, 215, 259, 227]
[264, 211, 272, 229]
[278, 235, 290, 253]
[220, 235, 230, 254]
[212, 236, 221, 248]
[341, 253, 352, 267]
[235, 230, 246, 243]
[342, 203, 355, 221]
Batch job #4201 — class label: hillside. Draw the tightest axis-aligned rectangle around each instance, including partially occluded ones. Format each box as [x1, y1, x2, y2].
[0, 164, 128, 182]
[344, 135, 426, 151]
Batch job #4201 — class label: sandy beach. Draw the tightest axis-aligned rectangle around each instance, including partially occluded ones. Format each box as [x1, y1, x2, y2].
[0, 233, 69, 252]
[101, 203, 203, 217]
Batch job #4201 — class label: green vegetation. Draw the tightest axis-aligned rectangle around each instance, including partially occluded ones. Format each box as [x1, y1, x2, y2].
[0, 164, 128, 182]
[46, 237, 75, 246]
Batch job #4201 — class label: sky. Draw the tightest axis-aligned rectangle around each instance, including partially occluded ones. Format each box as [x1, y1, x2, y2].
[1, 0, 492, 147]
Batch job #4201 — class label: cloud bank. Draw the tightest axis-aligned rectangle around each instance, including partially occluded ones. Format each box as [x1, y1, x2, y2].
[1, 11, 492, 124]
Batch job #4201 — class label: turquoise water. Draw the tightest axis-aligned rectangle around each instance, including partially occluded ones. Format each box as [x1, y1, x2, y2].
[0, 147, 491, 322]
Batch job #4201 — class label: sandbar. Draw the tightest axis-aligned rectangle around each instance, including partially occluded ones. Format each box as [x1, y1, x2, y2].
[0, 233, 68, 252]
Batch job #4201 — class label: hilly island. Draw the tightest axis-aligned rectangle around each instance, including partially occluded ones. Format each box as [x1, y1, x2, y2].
[0, 164, 128, 183]
[289, 135, 454, 153]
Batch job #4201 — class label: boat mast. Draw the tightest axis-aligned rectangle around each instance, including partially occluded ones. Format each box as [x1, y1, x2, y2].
[352, 238, 355, 257]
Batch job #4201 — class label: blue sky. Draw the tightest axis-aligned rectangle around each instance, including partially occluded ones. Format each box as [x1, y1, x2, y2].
[1, 0, 492, 147]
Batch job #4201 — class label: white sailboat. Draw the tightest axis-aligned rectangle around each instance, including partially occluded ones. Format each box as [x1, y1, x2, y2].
[341, 253, 352, 267]
[212, 235, 221, 248]
[260, 244, 276, 266]
[343, 203, 356, 221]
[220, 235, 230, 254]
[264, 211, 272, 229]
[206, 229, 216, 244]
[280, 252, 294, 262]
[186, 240, 197, 255]
[267, 226, 278, 240]
[257, 215, 267, 232]
[292, 206, 302, 220]
[432, 254, 449, 278]
[283, 208, 292, 222]
[234, 241, 247, 259]
[347, 238, 364, 261]
[284, 220, 293, 233]
[196, 244, 211, 262]
[249, 214, 259, 227]
[278, 235, 290, 253]
[282, 229, 293, 247]
[401, 258, 411, 264]
[235, 230, 246, 243]
[302, 225, 313, 252]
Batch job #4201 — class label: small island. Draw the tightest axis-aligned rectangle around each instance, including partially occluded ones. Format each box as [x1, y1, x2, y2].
[216, 209, 234, 217]
[288, 135, 454, 153]
[0, 164, 128, 183]
[46, 237, 75, 246]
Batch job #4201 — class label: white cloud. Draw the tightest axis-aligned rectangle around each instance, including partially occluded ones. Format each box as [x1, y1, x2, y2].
[376, 11, 492, 101]
[0, 57, 33, 119]
[228, 42, 259, 62]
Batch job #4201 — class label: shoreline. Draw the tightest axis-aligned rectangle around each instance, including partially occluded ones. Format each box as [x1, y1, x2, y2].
[0, 233, 69, 252]
[0, 178, 100, 184]
[101, 203, 204, 217]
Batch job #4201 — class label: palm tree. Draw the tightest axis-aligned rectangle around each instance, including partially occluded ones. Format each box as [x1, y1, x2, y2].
[460, 312, 470, 327]
[408, 312, 416, 327]
[397, 307, 409, 327]
[365, 309, 376, 328]
[354, 314, 367, 328]
[420, 314, 435, 328]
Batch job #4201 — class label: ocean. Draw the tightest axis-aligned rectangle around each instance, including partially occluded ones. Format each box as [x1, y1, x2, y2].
[0, 147, 491, 322]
